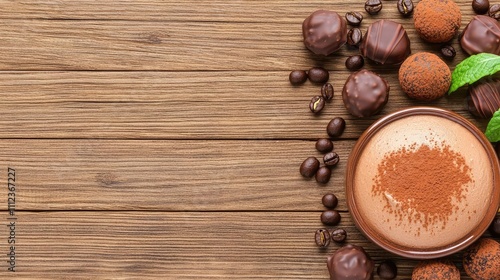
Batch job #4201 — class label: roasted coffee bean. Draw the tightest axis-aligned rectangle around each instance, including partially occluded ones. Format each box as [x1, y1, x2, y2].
[323, 152, 340, 167]
[321, 210, 341, 226]
[377, 260, 398, 280]
[316, 138, 334, 153]
[345, 55, 364, 71]
[489, 4, 500, 19]
[489, 215, 500, 237]
[315, 229, 331, 247]
[397, 0, 414, 16]
[321, 83, 334, 101]
[347, 28, 363, 47]
[473, 0, 490, 14]
[365, 0, 383, 15]
[440, 45, 456, 59]
[308, 67, 329, 83]
[309, 96, 325, 114]
[289, 70, 308, 85]
[345, 11, 363, 26]
[330, 228, 347, 242]
[315, 166, 332, 184]
[327, 117, 346, 138]
[322, 193, 338, 209]
[300, 157, 320, 178]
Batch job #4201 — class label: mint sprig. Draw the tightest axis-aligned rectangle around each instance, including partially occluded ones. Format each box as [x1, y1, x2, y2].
[448, 53, 500, 94]
[485, 110, 500, 142]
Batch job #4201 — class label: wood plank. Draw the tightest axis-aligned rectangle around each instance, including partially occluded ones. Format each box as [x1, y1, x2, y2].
[0, 71, 487, 139]
[1, 211, 487, 279]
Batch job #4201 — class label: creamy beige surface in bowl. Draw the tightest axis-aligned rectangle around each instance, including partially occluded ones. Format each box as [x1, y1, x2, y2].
[354, 115, 494, 249]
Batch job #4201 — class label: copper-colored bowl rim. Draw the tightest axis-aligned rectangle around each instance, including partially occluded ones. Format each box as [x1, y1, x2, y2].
[346, 106, 500, 259]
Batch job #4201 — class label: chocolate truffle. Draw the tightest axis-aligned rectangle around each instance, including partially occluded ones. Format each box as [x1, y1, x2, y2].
[414, 0, 461, 43]
[327, 244, 374, 280]
[399, 52, 451, 101]
[302, 10, 347, 56]
[463, 238, 500, 279]
[342, 69, 389, 118]
[360, 20, 411, 65]
[411, 260, 460, 280]
[468, 77, 500, 118]
[460, 15, 500, 55]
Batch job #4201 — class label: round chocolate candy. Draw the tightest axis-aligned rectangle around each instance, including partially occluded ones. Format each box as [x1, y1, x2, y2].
[327, 244, 374, 280]
[460, 15, 500, 55]
[342, 69, 389, 118]
[467, 77, 500, 118]
[360, 20, 411, 65]
[302, 10, 347, 56]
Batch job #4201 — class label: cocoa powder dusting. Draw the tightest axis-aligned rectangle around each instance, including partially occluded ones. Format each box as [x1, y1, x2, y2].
[372, 143, 472, 230]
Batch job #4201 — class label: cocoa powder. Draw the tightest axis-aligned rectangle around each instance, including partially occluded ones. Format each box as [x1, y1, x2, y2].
[372, 143, 472, 230]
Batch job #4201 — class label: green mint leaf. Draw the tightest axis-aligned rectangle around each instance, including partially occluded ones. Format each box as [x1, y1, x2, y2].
[448, 53, 500, 94]
[485, 110, 500, 142]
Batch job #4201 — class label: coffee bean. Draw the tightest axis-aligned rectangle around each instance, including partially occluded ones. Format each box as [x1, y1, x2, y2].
[300, 157, 320, 178]
[315, 166, 331, 184]
[347, 28, 363, 47]
[316, 138, 334, 153]
[314, 229, 331, 247]
[473, 0, 490, 14]
[309, 96, 325, 114]
[289, 70, 308, 85]
[322, 193, 338, 209]
[327, 117, 346, 138]
[489, 4, 500, 20]
[323, 152, 340, 167]
[345, 55, 364, 71]
[308, 67, 329, 83]
[397, 0, 414, 16]
[440, 45, 456, 59]
[321, 210, 341, 226]
[345, 11, 363, 26]
[365, 0, 383, 15]
[489, 215, 500, 237]
[321, 83, 334, 101]
[377, 260, 398, 280]
[330, 228, 347, 242]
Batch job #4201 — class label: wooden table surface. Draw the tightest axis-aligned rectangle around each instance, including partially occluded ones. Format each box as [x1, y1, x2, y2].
[1, 1, 499, 279]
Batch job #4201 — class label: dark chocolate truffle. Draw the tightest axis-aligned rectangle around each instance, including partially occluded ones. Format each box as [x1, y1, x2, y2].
[460, 15, 500, 55]
[327, 244, 374, 280]
[302, 10, 347, 56]
[411, 260, 460, 280]
[414, 0, 461, 43]
[399, 52, 451, 101]
[342, 69, 389, 118]
[360, 20, 411, 65]
[468, 77, 500, 118]
[463, 238, 500, 280]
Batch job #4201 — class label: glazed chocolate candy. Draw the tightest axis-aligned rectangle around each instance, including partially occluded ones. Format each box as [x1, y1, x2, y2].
[360, 20, 411, 65]
[302, 10, 347, 56]
[327, 244, 374, 280]
[342, 69, 389, 118]
[460, 15, 500, 55]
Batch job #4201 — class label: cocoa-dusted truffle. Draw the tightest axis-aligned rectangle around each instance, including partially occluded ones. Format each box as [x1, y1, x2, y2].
[414, 0, 461, 43]
[411, 260, 460, 280]
[302, 10, 347, 56]
[468, 77, 500, 118]
[463, 238, 500, 279]
[460, 15, 500, 56]
[327, 244, 374, 280]
[360, 20, 411, 65]
[342, 69, 389, 118]
[399, 52, 451, 101]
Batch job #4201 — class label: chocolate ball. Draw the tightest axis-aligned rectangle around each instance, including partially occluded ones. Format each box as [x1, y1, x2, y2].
[411, 260, 460, 280]
[414, 0, 461, 43]
[463, 238, 500, 279]
[399, 52, 451, 101]
[342, 69, 389, 118]
[302, 10, 347, 56]
[460, 15, 500, 55]
[327, 244, 374, 280]
[360, 20, 411, 65]
[467, 77, 500, 118]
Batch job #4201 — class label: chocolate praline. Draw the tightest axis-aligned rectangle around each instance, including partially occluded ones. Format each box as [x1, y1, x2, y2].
[360, 20, 411, 65]
[467, 77, 500, 118]
[302, 10, 347, 56]
[327, 244, 374, 280]
[413, 0, 461, 43]
[342, 69, 389, 118]
[460, 15, 500, 55]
